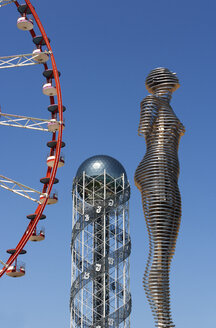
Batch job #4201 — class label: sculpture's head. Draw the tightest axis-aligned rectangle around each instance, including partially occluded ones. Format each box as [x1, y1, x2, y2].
[145, 67, 180, 95]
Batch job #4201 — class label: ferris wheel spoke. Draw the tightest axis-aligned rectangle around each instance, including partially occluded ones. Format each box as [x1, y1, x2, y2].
[0, 259, 8, 267]
[0, 0, 15, 7]
[0, 51, 51, 69]
[0, 175, 44, 203]
[0, 111, 63, 132]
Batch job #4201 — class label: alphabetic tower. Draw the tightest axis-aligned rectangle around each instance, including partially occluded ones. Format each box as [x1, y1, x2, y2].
[70, 155, 131, 328]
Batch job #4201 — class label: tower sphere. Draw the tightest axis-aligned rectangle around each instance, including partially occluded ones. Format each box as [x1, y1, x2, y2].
[145, 67, 180, 94]
[76, 155, 128, 181]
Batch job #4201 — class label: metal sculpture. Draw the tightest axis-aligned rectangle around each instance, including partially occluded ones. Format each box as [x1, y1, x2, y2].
[70, 155, 131, 328]
[134, 67, 185, 327]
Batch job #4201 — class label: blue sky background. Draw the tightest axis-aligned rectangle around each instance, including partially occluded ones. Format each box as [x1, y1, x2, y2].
[0, 0, 216, 327]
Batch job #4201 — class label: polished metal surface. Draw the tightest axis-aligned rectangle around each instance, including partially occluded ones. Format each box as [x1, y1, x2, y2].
[76, 155, 128, 182]
[134, 68, 185, 328]
[71, 156, 131, 328]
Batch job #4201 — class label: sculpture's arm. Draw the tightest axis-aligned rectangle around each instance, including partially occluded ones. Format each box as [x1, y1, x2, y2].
[138, 95, 160, 137]
[179, 122, 186, 136]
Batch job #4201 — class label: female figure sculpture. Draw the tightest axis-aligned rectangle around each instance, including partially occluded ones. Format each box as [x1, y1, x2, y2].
[134, 67, 185, 328]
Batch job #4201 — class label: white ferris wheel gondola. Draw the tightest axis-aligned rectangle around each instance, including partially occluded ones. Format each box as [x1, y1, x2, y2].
[42, 82, 57, 96]
[47, 119, 64, 132]
[39, 192, 58, 205]
[29, 228, 45, 242]
[47, 155, 65, 168]
[17, 16, 33, 31]
[32, 48, 49, 63]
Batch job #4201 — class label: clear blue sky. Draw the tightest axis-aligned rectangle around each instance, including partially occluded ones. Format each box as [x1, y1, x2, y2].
[0, 0, 215, 327]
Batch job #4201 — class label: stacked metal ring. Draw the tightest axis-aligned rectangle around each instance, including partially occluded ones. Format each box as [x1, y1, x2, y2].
[135, 68, 185, 328]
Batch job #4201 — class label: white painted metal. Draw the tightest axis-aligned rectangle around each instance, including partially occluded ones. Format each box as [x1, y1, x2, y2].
[6, 265, 25, 277]
[103, 169, 106, 321]
[0, 111, 62, 132]
[47, 155, 65, 168]
[0, 175, 44, 203]
[39, 193, 58, 205]
[70, 184, 76, 328]
[32, 49, 49, 63]
[71, 171, 131, 328]
[0, 51, 51, 69]
[81, 171, 85, 328]
[17, 17, 33, 31]
[47, 119, 63, 132]
[42, 83, 57, 96]
[0, 0, 15, 8]
[29, 229, 45, 242]
[0, 259, 8, 267]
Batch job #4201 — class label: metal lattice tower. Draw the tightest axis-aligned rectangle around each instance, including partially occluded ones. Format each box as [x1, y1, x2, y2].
[70, 155, 131, 328]
[134, 67, 185, 328]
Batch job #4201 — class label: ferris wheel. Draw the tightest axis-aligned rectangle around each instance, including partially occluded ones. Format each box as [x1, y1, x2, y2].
[0, 0, 65, 278]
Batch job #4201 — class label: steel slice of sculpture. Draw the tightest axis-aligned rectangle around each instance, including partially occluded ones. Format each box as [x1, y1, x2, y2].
[71, 155, 131, 328]
[134, 68, 185, 328]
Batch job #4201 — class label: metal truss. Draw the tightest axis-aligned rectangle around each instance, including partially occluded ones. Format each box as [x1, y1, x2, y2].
[0, 259, 7, 267]
[0, 52, 51, 69]
[0, 0, 15, 7]
[134, 67, 185, 328]
[0, 111, 60, 132]
[71, 171, 131, 328]
[0, 175, 44, 204]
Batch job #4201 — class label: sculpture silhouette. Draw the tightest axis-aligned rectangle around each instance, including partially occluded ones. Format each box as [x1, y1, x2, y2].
[134, 67, 185, 328]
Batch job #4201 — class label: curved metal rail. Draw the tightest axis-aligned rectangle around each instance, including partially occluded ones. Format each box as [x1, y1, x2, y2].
[0, 0, 64, 277]
[134, 67, 185, 328]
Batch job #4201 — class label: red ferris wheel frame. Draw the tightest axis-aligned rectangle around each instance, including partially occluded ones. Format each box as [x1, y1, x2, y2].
[0, 0, 64, 277]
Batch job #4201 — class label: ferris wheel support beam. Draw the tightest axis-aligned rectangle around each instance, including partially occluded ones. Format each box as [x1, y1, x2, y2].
[0, 175, 44, 203]
[0, 112, 63, 132]
[0, 0, 15, 7]
[0, 259, 8, 267]
[0, 52, 51, 69]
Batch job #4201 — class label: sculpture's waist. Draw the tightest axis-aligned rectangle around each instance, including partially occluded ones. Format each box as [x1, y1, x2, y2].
[137, 154, 179, 169]
[135, 153, 180, 182]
